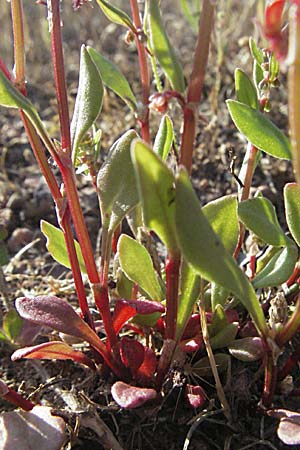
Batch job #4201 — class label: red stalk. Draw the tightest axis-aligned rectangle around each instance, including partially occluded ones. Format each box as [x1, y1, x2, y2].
[2, 387, 35, 411]
[179, 0, 215, 172]
[262, 351, 278, 407]
[130, 0, 150, 143]
[278, 346, 300, 381]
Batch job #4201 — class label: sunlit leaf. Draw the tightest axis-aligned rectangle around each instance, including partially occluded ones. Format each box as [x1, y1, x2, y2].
[95, 0, 135, 30]
[228, 337, 264, 362]
[235, 68, 258, 109]
[174, 169, 267, 335]
[131, 140, 178, 252]
[118, 234, 163, 301]
[41, 220, 86, 274]
[284, 183, 300, 246]
[148, 0, 185, 93]
[227, 100, 291, 160]
[87, 47, 136, 110]
[153, 115, 174, 161]
[71, 45, 103, 163]
[3, 310, 23, 343]
[111, 381, 157, 409]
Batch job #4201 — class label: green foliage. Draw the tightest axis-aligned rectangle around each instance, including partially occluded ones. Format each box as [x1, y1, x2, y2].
[227, 100, 291, 160]
[235, 68, 258, 109]
[40, 220, 86, 274]
[148, 0, 185, 93]
[71, 45, 103, 164]
[87, 47, 136, 110]
[284, 183, 300, 246]
[153, 115, 174, 161]
[95, 0, 135, 30]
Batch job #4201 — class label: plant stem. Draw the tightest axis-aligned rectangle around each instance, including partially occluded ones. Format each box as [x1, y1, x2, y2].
[276, 297, 300, 347]
[11, 0, 25, 94]
[165, 251, 181, 340]
[130, 0, 150, 143]
[179, 0, 215, 172]
[288, 3, 300, 183]
[262, 351, 277, 408]
[2, 387, 35, 411]
[278, 345, 300, 381]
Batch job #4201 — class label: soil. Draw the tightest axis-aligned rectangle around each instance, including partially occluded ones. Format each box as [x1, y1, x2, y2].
[0, 1, 299, 450]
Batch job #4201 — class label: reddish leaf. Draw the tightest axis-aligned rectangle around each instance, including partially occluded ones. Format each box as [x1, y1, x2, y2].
[268, 409, 300, 445]
[120, 337, 145, 371]
[179, 336, 203, 353]
[182, 314, 201, 340]
[112, 299, 137, 334]
[264, 0, 285, 36]
[125, 298, 165, 314]
[111, 381, 157, 409]
[185, 384, 207, 409]
[135, 347, 157, 385]
[11, 341, 96, 370]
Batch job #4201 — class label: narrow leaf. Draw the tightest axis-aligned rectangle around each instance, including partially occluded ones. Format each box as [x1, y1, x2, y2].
[71, 45, 103, 163]
[95, 0, 135, 30]
[11, 341, 96, 370]
[131, 140, 178, 252]
[284, 183, 300, 246]
[41, 220, 86, 274]
[249, 37, 264, 65]
[97, 130, 139, 232]
[238, 197, 287, 246]
[174, 169, 267, 335]
[87, 47, 136, 110]
[148, 0, 185, 93]
[203, 195, 239, 254]
[118, 234, 163, 301]
[153, 115, 174, 161]
[252, 244, 298, 289]
[235, 68, 258, 109]
[226, 100, 291, 160]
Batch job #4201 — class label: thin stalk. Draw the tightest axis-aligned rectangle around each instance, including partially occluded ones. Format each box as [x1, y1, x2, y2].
[165, 251, 181, 340]
[262, 351, 277, 408]
[276, 297, 300, 347]
[199, 279, 231, 420]
[288, 3, 300, 183]
[2, 386, 35, 411]
[11, 0, 25, 94]
[130, 0, 150, 143]
[179, 0, 215, 172]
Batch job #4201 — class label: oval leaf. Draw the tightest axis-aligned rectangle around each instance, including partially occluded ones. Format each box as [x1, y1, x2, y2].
[148, 0, 185, 93]
[87, 46, 136, 110]
[131, 140, 178, 252]
[97, 130, 139, 232]
[118, 234, 163, 301]
[95, 0, 135, 30]
[238, 197, 287, 246]
[71, 45, 103, 162]
[252, 244, 298, 289]
[203, 195, 239, 254]
[228, 337, 264, 362]
[284, 183, 300, 246]
[235, 68, 258, 109]
[210, 322, 238, 350]
[226, 100, 291, 160]
[41, 220, 86, 274]
[153, 114, 174, 161]
[174, 169, 267, 336]
[111, 381, 157, 409]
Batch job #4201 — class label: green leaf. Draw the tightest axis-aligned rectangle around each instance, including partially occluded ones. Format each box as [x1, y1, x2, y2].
[203, 195, 239, 254]
[249, 37, 264, 65]
[0, 330, 8, 341]
[3, 310, 23, 342]
[210, 304, 228, 335]
[269, 53, 280, 83]
[226, 100, 291, 160]
[87, 47, 136, 110]
[174, 169, 267, 336]
[40, 220, 86, 274]
[118, 234, 163, 301]
[253, 60, 264, 90]
[131, 140, 178, 252]
[211, 283, 229, 312]
[148, 0, 185, 93]
[179, 0, 200, 31]
[71, 45, 103, 163]
[284, 183, 300, 246]
[176, 260, 200, 340]
[153, 115, 174, 161]
[210, 323, 238, 350]
[252, 244, 298, 289]
[235, 68, 258, 110]
[0, 242, 9, 266]
[95, 0, 135, 30]
[238, 197, 287, 246]
[0, 71, 52, 150]
[97, 130, 139, 233]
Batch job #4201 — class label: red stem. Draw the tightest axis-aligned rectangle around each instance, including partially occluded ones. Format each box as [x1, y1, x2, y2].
[179, 0, 215, 172]
[130, 0, 150, 143]
[262, 351, 277, 408]
[278, 346, 300, 381]
[3, 387, 35, 411]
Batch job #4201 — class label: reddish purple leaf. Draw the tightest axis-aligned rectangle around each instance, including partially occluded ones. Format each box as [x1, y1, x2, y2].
[185, 384, 207, 409]
[135, 347, 157, 385]
[182, 314, 201, 340]
[120, 337, 145, 371]
[112, 299, 137, 334]
[179, 336, 203, 353]
[111, 381, 157, 409]
[125, 298, 165, 315]
[11, 341, 96, 370]
[268, 409, 300, 445]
